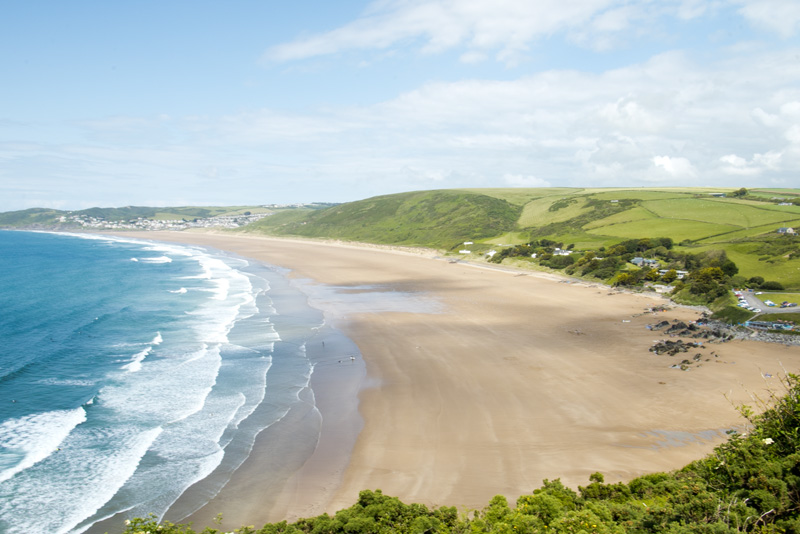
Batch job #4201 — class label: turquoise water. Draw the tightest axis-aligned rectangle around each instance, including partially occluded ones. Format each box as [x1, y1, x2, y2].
[0, 231, 336, 533]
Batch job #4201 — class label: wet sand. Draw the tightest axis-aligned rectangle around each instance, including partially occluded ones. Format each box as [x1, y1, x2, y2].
[127, 231, 800, 530]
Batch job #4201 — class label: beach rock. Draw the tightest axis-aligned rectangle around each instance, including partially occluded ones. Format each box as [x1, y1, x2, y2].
[666, 321, 689, 334]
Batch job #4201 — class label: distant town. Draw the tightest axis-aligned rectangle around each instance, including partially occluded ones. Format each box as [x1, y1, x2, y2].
[58, 212, 269, 231]
[54, 204, 320, 231]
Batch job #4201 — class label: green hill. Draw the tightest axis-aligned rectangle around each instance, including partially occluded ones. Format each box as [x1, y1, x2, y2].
[243, 190, 522, 248]
[242, 187, 800, 289]
[0, 207, 70, 227]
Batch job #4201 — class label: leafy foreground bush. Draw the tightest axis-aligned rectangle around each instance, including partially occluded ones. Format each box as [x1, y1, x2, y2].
[123, 375, 800, 534]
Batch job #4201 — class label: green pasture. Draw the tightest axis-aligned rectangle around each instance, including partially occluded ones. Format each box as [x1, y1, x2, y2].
[517, 196, 592, 226]
[552, 231, 621, 250]
[641, 198, 793, 228]
[460, 187, 582, 206]
[694, 220, 800, 244]
[582, 205, 658, 230]
[750, 188, 800, 197]
[578, 186, 727, 195]
[481, 231, 532, 245]
[580, 189, 695, 201]
[586, 217, 738, 242]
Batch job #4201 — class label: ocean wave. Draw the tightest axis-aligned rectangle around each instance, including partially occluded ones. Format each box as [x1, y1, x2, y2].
[36, 378, 97, 387]
[168, 287, 188, 294]
[122, 347, 151, 373]
[137, 256, 173, 264]
[0, 425, 164, 534]
[0, 407, 87, 483]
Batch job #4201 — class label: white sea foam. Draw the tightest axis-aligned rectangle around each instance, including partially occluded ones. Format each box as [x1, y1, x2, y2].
[0, 407, 87, 483]
[0, 425, 164, 534]
[152, 332, 163, 345]
[168, 287, 188, 294]
[138, 256, 172, 264]
[122, 347, 151, 373]
[130, 257, 139, 262]
[36, 378, 97, 387]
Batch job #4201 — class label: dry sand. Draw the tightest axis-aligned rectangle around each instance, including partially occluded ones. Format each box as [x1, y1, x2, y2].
[127, 231, 799, 529]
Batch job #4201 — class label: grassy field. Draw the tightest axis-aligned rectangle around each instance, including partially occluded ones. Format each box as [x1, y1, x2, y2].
[517, 196, 592, 226]
[642, 198, 794, 227]
[587, 218, 739, 242]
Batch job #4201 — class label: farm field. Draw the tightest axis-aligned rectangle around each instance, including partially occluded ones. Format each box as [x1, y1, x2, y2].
[586, 218, 739, 242]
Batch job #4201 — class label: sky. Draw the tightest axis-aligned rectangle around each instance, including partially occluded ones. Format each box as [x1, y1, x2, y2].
[1, 0, 799, 212]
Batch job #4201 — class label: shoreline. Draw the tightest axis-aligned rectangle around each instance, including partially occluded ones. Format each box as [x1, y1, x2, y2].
[107, 231, 799, 530]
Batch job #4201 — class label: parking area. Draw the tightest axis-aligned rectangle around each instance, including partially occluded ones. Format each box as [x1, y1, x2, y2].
[735, 290, 800, 315]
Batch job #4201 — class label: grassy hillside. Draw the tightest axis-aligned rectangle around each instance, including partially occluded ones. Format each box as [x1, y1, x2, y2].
[240, 187, 800, 289]
[0, 208, 70, 227]
[243, 190, 522, 248]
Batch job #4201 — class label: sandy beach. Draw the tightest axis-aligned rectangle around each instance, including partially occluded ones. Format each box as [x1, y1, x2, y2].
[126, 231, 799, 530]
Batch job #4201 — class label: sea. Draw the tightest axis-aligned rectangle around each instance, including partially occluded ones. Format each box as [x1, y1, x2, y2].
[0, 230, 356, 533]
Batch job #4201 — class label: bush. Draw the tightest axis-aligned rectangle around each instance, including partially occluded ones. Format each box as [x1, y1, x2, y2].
[760, 281, 784, 291]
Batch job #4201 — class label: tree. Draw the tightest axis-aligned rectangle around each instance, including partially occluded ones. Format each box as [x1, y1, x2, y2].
[721, 259, 739, 277]
[689, 267, 728, 299]
[731, 187, 748, 197]
[645, 269, 661, 282]
[661, 269, 678, 284]
[613, 272, 635, 286]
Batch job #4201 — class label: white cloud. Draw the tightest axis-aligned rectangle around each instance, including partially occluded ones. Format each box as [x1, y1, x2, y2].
[653, 155, 697, 177]
[262, 0, 641, 64]
[735, 0, 800, 38]
[599, 97, 667, 133]
[780, 101, 800, 119]
[719, 151, 782, 175]
[786, 124, 800, 144]
[752, 107, 780, 127]
[502, 174, 552, 187]
[262, 0, 794, 66]
[754, 151, 783, 169]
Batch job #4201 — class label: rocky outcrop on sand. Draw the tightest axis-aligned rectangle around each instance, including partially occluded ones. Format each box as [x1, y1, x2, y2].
[646, 315, 800, 371]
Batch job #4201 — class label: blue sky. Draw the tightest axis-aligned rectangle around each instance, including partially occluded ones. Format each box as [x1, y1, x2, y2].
[2, 0, 799, 211]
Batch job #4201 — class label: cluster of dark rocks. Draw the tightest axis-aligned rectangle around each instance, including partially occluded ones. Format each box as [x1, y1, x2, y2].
[645, 314, 800, 372]
[647, 318, 730, 371]
[648, 319, 734, 341]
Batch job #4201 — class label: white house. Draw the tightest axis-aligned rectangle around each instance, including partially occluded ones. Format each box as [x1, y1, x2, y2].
[777, 227, 796, 235]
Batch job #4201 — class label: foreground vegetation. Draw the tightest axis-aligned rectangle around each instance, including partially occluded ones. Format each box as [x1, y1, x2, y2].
[123, 374, 800, 534]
